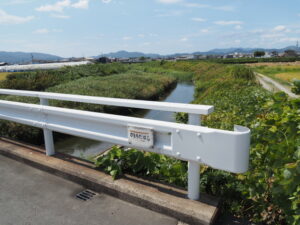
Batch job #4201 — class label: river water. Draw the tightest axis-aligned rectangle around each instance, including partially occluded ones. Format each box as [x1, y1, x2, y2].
[55, 83, 195, 157]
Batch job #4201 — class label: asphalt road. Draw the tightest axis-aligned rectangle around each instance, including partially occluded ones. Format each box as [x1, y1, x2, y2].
[0, 154, 178, 225]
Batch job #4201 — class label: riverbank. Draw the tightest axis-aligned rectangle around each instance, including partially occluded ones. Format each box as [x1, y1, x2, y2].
[162, 61, 299, 224]
[93, 61, 299, 224]
[0, 70, 177, 146]
[56, 82, 195, 157]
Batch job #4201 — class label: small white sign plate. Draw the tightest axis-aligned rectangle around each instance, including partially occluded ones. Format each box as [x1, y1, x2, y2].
[128, 126, 154, 148]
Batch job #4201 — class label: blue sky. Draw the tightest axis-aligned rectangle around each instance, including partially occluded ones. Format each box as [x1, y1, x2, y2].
[0, 0, 300, 57]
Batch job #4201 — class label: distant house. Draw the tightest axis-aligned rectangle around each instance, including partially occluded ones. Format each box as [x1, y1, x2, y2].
[0, 62, 8, 66]
[224, 54, 234, 59]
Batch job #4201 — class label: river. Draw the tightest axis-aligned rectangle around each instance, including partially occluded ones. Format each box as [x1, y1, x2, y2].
[55, 82, 195, 157]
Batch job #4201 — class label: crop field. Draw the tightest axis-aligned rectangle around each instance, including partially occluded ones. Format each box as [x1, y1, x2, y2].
[275, 72, 300, 82]
[0, 72, 11, 81]
[252, 63, 300, 85]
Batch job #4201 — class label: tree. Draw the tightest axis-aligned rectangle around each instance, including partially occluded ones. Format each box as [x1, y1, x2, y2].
[284, 50, 298, 57]
[271, 51, 279, 57]
[254, 51, 265, 57]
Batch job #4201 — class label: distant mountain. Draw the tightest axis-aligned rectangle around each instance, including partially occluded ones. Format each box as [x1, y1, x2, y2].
[2, 46, 300, 64]
[97, 46, 300, 59]
[192, 46, 300, 56]
[99, 50, 161, 59]
[0, 51, 63, 64]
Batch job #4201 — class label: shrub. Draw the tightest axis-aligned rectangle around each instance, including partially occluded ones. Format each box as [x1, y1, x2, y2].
[291, 79, 300, 94]
[230, 65, 255, 80]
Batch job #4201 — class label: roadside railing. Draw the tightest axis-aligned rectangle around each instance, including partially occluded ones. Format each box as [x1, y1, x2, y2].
[0, 89, 251, 200]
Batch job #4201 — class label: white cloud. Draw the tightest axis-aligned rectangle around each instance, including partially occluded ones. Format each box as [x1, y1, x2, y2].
[234, 39, 241, 44]
[191, 18, 206, 22]
[184, 3, 209, 8]
[33, 28, 63, 34]
[180, 37, 188, 42]
[141, 42, 151, 46]
[214, 6, 235, 11]
[34, 28, 50, 34]
[36, 0, 91, 12]
[5, 0, 35, 5]
[273, 25, 290, 32]
[51, 14, 70, 19]
[122, 36, 132, 40]
[102, 0, 112, 3]
[155, 10, 183, 17]
[261, 33, 284, 39]
[36, 0, 71, 12]
[201, 29, 209, 33]
[138, 34, 145, 38]
[214, 20, 243, 25]
[235, 25, 242, 30]
[273, 25, 286, 31]
[157, 0, 182, 4]
[0, 9, 34, 24]
[72, 0, 89, 9]
[278, 37, 298, 42]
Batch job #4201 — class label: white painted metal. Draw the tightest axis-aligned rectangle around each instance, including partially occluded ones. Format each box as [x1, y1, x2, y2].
[0, 89, 214, 115]
[0, 100, 250, 173]
[188, 161, 200, 200]
[40, 98, 55, 156]
[0, 90, 251, 200]
[188, 114, 201, 200]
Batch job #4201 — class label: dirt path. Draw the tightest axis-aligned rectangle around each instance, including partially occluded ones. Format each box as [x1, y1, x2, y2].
[256, 73, 298, 98]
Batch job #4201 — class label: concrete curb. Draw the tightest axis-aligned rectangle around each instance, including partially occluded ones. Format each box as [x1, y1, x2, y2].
[0, 138, 219, 225]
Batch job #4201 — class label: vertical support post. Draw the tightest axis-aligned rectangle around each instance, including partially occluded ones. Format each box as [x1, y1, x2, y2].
[40, 98, 55, 156]
[188, 113, 201, 200]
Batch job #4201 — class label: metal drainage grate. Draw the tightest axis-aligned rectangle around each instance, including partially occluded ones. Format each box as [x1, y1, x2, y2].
[76, 190, 97, 201]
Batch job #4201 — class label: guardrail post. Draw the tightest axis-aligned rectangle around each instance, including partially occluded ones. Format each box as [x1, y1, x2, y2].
[188, 113, 201, 200]
[40, 98, 55, 156]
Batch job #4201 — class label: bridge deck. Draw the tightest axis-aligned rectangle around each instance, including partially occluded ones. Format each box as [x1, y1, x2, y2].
[0, 153, 177, 225]
[0, 138, 220, 225]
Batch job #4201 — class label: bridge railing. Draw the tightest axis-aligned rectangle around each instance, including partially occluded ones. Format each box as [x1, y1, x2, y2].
[0, 89, 250, 200]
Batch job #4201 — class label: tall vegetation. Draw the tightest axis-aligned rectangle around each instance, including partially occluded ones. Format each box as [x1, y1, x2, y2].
[0, 68, 176, 145]
[0, 63, 128, 91]
[96, 61, 299, 224]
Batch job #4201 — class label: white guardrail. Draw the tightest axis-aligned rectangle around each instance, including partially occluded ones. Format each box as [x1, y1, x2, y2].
[0, 89, 251, 200]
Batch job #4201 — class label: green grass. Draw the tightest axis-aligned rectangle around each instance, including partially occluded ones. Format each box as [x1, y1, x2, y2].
[47, 72, 176, 112]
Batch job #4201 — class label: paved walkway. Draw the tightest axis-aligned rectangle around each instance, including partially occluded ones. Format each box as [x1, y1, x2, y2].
[0, 154, 177, 225]
[256, 73, 298, 98]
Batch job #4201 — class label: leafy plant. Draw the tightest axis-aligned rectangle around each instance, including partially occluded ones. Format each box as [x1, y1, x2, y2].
[95, 147, 188, 186]
[291, 79, 300, 94]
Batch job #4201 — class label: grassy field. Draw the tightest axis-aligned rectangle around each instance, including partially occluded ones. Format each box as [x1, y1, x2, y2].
[0, 72, 11, 81]
[252, 63, 300, 85]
